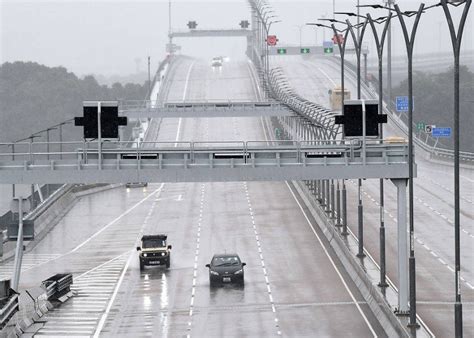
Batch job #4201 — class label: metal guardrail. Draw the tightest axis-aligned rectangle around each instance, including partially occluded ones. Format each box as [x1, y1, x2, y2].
[267, 68, 341, 141]
[0, 294, 19, 329]
[41, 274, 73, 301]
[119, 100, 293, 118]
[0, 139, 411, 183]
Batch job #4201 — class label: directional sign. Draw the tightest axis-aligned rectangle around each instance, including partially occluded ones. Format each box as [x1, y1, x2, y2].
[432, 127, 451, 138]
[300, 48, 310, 54]
[396, 96, 415, 112]
[323, 41, 334, 48]
[267, 35, 278, 46]
[396, 96, 409, 112]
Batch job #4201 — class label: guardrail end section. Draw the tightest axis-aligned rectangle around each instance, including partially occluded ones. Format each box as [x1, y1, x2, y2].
[41, 273, 74, 302]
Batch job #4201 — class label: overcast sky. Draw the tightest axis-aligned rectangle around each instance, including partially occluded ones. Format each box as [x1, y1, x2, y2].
[1, 0, 472, 77]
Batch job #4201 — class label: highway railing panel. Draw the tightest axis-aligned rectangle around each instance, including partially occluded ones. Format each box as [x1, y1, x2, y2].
[0, 140, 411, 183]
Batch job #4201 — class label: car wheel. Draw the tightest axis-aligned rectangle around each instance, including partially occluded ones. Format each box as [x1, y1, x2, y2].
[139, 260, 145, 271]
[166, 257, 170, 268]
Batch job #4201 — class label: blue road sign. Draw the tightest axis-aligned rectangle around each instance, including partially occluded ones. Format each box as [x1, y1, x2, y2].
[396, 96, 409, 112]
[323, 41, 334, 48]
[432, 127, 451, 138]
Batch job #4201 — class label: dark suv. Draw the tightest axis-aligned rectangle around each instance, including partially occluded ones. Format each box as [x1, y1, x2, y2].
[136, 235, 172, 270]
[206, 254, 246, 286]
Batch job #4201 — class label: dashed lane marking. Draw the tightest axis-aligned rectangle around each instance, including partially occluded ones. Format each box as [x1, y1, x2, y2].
[187, 183, 206, 338]
[243, 182, 282, 336]
[348, 179, 474, 290]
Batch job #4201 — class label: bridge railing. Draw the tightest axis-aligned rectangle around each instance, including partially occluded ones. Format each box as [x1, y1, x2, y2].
[0, 139, 408, 168]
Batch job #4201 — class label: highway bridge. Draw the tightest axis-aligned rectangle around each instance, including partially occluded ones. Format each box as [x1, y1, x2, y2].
[1, 1, 473, 337]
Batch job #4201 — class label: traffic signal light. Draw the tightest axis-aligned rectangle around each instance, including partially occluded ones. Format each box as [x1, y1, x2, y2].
[240, 20, 249, 29]
[75, 101, 127, 139]
[300, 48, 310, 54]
[335, 100, 387, 137]
[187, 21, 198, 29]
[277, 48, 287, 54]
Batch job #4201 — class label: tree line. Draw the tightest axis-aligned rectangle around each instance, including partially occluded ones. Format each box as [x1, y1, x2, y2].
[393, 65, 473, 152]
[0, 61, 148, 143]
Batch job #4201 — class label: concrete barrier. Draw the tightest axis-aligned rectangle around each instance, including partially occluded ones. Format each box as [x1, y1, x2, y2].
[1, 184, 122, 262]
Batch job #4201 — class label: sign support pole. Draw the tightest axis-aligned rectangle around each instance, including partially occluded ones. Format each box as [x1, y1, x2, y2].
[98, 101, 102, 171]
[12, 198, 24, 291]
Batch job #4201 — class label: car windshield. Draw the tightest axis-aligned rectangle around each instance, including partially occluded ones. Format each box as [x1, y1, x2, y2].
[212, 256, 240, 266]
[142, 239, 166, 248]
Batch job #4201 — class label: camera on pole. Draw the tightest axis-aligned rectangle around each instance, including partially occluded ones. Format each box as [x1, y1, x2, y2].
[187, 21, 198, 29]
[75, 101, 127, 139]
[239, 20, 249, 29]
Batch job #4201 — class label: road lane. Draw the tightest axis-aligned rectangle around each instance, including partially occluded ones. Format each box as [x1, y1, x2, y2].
[6, 58, 387, 337]
[272, 55, 474, 337]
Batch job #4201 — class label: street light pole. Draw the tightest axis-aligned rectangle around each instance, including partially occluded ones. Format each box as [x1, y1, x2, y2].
[309, 21, 350, 235]
[148, 56, 151, 96]
[345, 18, 369, 258]
[386, 0, 395, 106]
[394, 3, 425, 328]
[440, 1, 472, 336]
[366, 12, 393, 288]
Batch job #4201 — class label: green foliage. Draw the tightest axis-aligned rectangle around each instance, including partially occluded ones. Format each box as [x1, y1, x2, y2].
[0, 61, 148, 142]
[393, 66, 474, 152]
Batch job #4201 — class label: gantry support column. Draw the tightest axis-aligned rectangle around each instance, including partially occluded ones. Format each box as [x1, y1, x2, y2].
[391, 178, 409, 313]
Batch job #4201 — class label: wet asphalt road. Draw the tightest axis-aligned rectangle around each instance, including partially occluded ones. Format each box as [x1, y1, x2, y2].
[273, 55, 474, 337]
[4, 58, 389, 337]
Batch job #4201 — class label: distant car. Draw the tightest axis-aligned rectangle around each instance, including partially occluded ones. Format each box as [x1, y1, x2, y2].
[126, 182, 148, 188]
[206, 254, 246, 286]
[136, 234, 172, 270]
[211, 57, 223, 67]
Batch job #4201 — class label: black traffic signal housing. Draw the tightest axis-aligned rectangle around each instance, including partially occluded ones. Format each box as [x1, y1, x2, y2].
[187, 21, 198, 29]
[240, 20, 249, 29]
[335, 100, 387, 137]
[75, 101, 127, 139]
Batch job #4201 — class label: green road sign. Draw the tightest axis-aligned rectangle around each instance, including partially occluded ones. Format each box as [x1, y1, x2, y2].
[277, 48, 287, 54]
[324, 47, 333, 54]
[416, 122, 425, 131]
[300, 48, 310, 54]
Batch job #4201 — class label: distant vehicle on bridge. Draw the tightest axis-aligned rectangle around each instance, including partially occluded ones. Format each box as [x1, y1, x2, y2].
[211, 56, 223, 67]
[125, 182, 148, 188]
[328, 86, 351, 111]
[206, 253, 246, 286]
[136, 234, 172, 270]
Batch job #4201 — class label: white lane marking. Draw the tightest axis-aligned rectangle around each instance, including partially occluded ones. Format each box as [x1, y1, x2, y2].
[93, 184, 163, 337]
[71, 185, 163, 253]
[244, 182, 281, 336]
[91, 249, 131, 338]
[187, 183, 206, 337]
[350, 179, 474, 290]
[285, 181, 377, 338]
[317, 67, 337, 87]
[175, 61, 196, 147]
